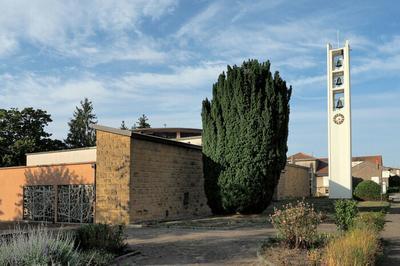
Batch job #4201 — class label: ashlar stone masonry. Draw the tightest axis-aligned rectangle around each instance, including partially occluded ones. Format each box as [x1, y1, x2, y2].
[94, 125, 210, 224]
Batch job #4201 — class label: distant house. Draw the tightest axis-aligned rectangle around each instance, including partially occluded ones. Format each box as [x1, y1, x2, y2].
[288, 153, 384, 196]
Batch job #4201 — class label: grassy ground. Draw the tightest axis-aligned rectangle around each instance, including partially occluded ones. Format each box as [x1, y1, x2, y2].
[357, 201, 390, 213]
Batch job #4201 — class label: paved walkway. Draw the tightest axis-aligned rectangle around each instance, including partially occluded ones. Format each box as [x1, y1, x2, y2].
[380, 203, 400, 266]
[119, 222, 335, 265]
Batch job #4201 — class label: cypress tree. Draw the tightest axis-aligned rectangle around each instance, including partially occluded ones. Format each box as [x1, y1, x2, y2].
[201, 59, 292, 214]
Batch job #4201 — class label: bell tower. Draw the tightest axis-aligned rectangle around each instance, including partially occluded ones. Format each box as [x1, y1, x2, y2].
[327, 40, 352, 199]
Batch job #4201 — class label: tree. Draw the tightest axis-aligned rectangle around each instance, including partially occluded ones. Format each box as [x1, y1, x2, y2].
[65, 98, 97, 148]
[135, 114, 150, 129]
[0, 108, 66, 166]
[201, 59, 291, 214]
[120, 120, 128, 130]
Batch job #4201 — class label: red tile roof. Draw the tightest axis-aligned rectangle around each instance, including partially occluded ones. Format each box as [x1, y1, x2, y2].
[288, 152, 315, 160]
[314, 155, 383, 176]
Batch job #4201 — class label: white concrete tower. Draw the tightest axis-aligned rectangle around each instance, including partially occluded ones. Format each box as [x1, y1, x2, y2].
[327, 40, 352, 199]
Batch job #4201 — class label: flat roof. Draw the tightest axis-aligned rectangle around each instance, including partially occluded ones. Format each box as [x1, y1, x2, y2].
[91, 124, 202, 150]
[26, 146, 96, 156]
[133, 127, 202, 133]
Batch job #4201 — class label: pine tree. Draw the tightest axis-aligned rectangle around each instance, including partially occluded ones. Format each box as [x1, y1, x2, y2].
[65, 98, 97, 148]
[135, 114, 150, 128]
[201, 60, 292, 214]
[120, 120, 128, 130]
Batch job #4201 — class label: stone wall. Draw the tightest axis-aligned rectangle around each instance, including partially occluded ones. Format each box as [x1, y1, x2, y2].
[93, 125, 210, 224]
[275, 164, 310, 200]
[130, 137, 210, 222]
[95, 130, 132, 224]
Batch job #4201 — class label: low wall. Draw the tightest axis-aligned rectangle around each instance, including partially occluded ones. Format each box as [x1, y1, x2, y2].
[0, 163, 95, 221]
[275, 164, 310, 200]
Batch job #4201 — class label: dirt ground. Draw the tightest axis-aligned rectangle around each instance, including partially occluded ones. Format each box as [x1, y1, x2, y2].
[119, 215, 336, 266]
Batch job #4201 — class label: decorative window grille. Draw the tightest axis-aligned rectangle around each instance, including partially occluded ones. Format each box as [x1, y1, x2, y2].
[23, 185, 55, 222]
[57, 185, 94, 223]
[23, 184, 95, 223]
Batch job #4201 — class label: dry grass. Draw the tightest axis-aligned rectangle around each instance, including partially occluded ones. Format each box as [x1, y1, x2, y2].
[324, 227, 380, 266]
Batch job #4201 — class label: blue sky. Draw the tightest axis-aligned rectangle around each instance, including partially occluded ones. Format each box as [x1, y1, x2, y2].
[0, 0, 399, 166]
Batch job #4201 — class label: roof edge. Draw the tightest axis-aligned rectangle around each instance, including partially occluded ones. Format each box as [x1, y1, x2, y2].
[91, 124, 132, 137]
[91, 124, 202, 150]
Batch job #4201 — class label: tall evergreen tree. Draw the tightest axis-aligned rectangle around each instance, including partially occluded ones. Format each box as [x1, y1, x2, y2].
[65, 98, 97, 148]
[120, 120, 128, 130]
[135, 114, 150, 128]
[0, 107, 66, 166]
[201, 60, 292, 214]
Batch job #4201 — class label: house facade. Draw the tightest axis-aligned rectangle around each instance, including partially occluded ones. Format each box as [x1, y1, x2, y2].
[288, 152, 384, 197]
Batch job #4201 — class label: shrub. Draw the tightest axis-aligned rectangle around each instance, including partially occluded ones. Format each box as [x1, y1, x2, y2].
[352, 212, 385, 232]
[324, 227, 380, 266]
[334, 199, 358, 231]
[354, 180, 381, 201]
[80, 250, 115, 266]
[387, 186, 399, 193]
[389, 175, 400, 187]
[0, 226, 81, 265]
[270, 201, 321, 249]
[75, 223, 126, 254]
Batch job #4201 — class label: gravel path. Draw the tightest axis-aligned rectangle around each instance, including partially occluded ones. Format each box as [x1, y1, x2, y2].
[118, 221, 335, 265]
[380, 203, 400, 266]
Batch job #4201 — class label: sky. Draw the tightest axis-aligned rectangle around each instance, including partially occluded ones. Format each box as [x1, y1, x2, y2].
[0, 0, 399, 166]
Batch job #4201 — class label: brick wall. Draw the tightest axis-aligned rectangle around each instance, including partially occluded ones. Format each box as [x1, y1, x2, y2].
[95, 130, 132, 224]
[130, 137, 210, 222]
[275, 164, 310, 200]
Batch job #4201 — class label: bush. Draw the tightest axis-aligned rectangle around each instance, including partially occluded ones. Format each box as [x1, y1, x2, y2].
[80, 250, 115, 266]
[389, 175, 400, 187]
[324, 227, 380, 266]
[270, 201, 321, 249]
[352, 212, 385, 232]
[75, 223, 126, 254]
[354, 180, 381, 201]
[334, 200, 358, 231]
[387, 186, 399, 193]
[0, 226, 81, 265]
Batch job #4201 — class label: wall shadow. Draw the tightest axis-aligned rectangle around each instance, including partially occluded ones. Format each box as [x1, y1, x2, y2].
[0, 199, 4, 217]
[14, 166, 85, 221]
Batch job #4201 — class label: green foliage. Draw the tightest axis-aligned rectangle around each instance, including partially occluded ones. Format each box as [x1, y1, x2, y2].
[120, 120, 128, 130]
[135, 114, 151, 129]
[387, 186, 400, 193]
[65, 98, 97, 148]
[80, 249, 115, 266]
[0, 226, 81, 265]
[354, 180, 381, 201]
[334, 200, 358, 231]
[201, 59, 291, 214]
[270, 201, 321, 249]
[352, 212, 385, 232]
[389, 175, 400, 187]
[75, 223, 126, 254]
[0, 107, 66, 166]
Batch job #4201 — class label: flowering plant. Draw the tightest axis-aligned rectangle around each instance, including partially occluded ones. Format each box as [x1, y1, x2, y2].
[270, 200, 322, 249]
